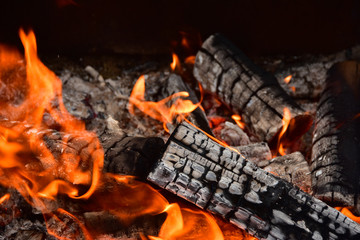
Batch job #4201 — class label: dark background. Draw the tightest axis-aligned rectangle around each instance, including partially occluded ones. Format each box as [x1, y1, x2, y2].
[1, 0, 359, 57]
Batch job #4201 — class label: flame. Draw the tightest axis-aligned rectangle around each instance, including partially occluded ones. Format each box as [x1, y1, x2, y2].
[283, 75, 296, 93]
[128, 75, 200, 132]
[335, 207, 360, 224]
[170, 53, 181, 72]
[185, 56, 196, 65]
[0, 193, 10, 204]
[231, 114, 245, 129]
[208, 116, 226, 129]
[284, 75, 292, 84]
[149, 204, 223, 240]
[276, 108, 291, 156]
[0, 29, 101, 206]
[0, 29, 224, 239]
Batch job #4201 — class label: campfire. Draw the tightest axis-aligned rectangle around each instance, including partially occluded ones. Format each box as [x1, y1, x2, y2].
[0, 8, 360, 240]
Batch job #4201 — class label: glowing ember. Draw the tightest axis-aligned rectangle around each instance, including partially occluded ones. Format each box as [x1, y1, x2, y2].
[208, 116, 226, 129]
[0, 29, 224, 239]
[128, 75, 200, 132]
[231, 114, 245, 129]
[276, 108, 291, 156]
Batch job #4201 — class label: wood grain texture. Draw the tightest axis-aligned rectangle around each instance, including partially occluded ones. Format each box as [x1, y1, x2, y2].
[148, 121, 360, 240]
[311, 61, 360, 208]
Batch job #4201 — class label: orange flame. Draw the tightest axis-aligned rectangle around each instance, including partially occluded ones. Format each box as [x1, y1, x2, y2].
[276, 108, 291, 156]
[128, 75, 200, 132]
[284, 75, 292, 84]
[170, 53, 181, 72]
[231, 114, 246, 129]
[0, 29, 225, 239]
[0, 193, 10, 204]
[335, 207, 360, 224]
[0, 29, 102, 206]
[185, 56, 196, 65]
[149, 204, 223, 240]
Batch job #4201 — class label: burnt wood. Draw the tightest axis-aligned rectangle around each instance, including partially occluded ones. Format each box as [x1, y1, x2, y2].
[233, 142, 272, 167]
[263, 152, 311, 193]
[311, 61, 360, 208]
[148, 121, 360, 240]
[193, 34, 313, 142]
[100, 129, 164, 179]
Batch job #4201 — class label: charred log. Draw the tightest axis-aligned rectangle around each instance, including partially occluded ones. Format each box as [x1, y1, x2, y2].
[193, 34, 313, 142]
[148, 121, 360, 240]
[311, 61, 360, 208]
[101, 130, 164, 179]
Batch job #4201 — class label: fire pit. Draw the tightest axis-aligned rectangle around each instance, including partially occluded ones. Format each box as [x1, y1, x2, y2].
[0, 1, 360, 240]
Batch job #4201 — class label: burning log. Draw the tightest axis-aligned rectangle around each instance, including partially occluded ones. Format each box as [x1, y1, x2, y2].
[311, 61, 360, 209]
[148, 121, 360, 240]
[193, 34, 313, 142]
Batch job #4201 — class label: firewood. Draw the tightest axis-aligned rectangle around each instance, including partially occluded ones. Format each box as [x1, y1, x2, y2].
[311, 61, 360, 209]
[193, 34, 313, 142]
[148, 121, 360, 240]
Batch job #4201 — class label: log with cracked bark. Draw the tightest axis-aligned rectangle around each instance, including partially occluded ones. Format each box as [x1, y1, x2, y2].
[193, 34, 313, 142]
[311, 61, 360, 209]
[148, 121, 360, 240]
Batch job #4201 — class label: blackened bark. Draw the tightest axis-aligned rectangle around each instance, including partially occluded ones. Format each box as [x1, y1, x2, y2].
[148, 121, 360, 240]
[193, 34, 313, 142]
[311, 61, 360, 208]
